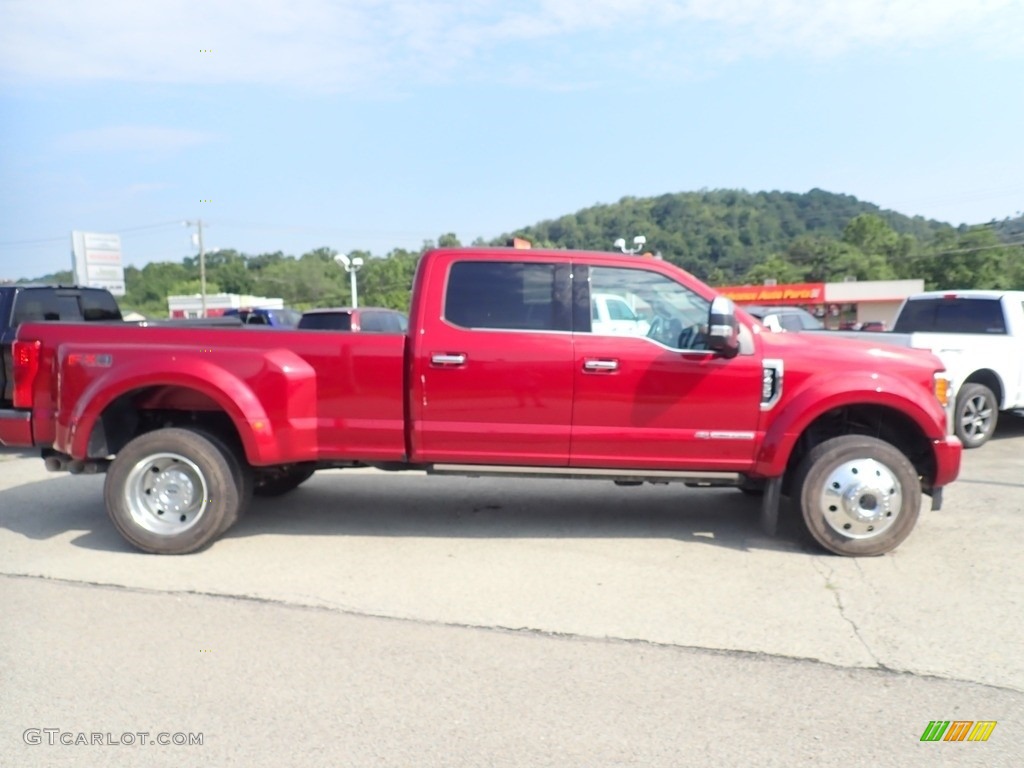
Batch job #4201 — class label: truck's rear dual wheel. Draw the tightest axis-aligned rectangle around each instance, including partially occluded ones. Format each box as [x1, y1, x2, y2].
[794, 436, 920, 557]
[104, 428, 248, 555]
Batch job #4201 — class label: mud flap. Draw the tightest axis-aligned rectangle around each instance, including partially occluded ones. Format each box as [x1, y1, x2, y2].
[760, 477, 783, 536]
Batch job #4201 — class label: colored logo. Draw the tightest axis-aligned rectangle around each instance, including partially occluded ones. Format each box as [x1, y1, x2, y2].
[920, 721, 997, 742]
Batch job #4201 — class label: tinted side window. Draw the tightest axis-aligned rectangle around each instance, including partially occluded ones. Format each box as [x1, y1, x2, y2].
[894, 299, 1006, 334]
[299, 313, 352, 331]
[80, 290, 121, 321]
[444, 262, 571, 331]
[360, 312, 386, 332]
[13, 290, 62, 322]
[778, 314, 803, 332]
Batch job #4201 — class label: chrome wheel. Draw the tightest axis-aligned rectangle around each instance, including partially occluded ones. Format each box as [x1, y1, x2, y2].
[815, 458, 902, 540]
[123, 452, 209, 535]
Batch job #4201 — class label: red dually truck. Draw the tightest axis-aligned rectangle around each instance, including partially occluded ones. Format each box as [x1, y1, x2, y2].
[0, 248, 961, 556]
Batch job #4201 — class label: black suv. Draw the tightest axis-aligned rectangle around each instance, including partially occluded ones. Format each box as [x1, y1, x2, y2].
[1, 285, 122, 406]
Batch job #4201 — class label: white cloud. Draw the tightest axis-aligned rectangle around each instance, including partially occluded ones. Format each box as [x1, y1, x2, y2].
[1, 0, 1021, 90]
[57, 126, 216, 153]
[681, 0, 1024, 58]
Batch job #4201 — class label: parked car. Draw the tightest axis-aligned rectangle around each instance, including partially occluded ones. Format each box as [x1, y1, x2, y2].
[839, 321, 887, 332]
[590, 292, 651, 336]
[743, 305, 824, 332]
[223, 307, 301, 328]
[298, 307, 408, 333]
[1, 284, 122, 407]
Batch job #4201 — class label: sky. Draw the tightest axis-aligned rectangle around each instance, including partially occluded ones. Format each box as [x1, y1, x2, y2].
[1, 0, 1023, 281]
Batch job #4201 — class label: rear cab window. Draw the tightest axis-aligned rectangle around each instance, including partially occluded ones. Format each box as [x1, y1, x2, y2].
[894, 298, 1007, 334]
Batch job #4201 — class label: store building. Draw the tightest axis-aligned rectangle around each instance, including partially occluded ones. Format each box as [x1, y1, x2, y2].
[716, 279, 924, 329]
[167, 293, 284, 318]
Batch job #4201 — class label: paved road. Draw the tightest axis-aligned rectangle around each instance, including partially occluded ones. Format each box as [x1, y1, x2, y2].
[2, 413, 1022, 765]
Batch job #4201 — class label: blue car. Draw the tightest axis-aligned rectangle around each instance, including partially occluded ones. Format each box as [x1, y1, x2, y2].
[222, 307, 301, 328]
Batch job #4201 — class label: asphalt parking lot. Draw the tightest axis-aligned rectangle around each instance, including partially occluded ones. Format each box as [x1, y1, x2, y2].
[1, 413, 1022, 766]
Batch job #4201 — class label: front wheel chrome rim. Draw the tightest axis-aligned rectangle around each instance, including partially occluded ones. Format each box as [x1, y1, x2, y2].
[960, 395, 993, 438]
[816, 458, 902, 539]
[124, 453, 209, 535]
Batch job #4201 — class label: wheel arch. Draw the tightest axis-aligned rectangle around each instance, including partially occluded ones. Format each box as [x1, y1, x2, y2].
[71, 375, 266, 465]
[778, 404, 936, 496]
[960, 369, 1004, 408]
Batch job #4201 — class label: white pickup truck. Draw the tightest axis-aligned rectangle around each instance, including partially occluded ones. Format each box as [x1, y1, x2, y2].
[817, 290, 1024, 448]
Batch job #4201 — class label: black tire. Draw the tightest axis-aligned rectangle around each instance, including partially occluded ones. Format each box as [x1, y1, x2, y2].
[192, 430, 254, 535]
[794, 435, 920, 557]
[103, 428, 244, 554]
[954, 383, 998, 449]
[738, 479, 765, 497]
[253, 463, 316, 497]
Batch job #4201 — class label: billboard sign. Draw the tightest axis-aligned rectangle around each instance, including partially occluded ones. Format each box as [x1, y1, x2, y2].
[716, 282, 825, 305]
[71, 231, 125, 296]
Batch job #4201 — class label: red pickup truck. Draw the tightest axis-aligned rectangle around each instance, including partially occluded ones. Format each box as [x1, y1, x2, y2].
[0, 247, 961, 556]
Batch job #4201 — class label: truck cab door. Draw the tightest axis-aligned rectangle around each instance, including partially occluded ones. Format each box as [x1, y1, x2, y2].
[411, 259, 575, 466]
[570, 264, 763, 471]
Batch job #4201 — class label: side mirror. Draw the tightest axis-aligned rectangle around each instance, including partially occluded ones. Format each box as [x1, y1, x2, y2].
[707, 296, 740, 358]
[761, 314, 783, 333]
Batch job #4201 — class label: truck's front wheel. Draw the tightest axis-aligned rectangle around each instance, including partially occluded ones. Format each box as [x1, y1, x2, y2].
[954, 383, 998, 449]
[104, 428, 243, 554]
[794, 436, 920, 557]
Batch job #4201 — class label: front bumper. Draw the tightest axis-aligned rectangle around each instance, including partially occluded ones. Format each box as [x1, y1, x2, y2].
[932, 435, 962, 489]
[0, 408, 33, 447]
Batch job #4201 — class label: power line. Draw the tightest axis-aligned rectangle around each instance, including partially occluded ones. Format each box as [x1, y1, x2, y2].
[0, 219, 184, 249]
[920, 237, 1024, 258]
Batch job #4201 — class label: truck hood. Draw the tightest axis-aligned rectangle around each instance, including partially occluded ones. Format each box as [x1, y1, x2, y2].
[757, 328, 946, 377]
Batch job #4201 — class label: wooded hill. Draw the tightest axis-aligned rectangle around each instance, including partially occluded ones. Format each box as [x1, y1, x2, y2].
[30, 188, 1024, 316]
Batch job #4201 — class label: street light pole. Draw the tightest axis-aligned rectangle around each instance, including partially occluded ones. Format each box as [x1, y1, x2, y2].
[184, 219, 208, 317]
[333, 253, 364, 308]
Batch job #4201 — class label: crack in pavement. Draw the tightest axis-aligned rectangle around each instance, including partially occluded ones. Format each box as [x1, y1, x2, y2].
[5, 570, 1022, 695]
[811, 557, 887, 670]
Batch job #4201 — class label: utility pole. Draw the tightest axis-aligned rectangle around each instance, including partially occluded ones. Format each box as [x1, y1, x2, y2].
[184, 219, 207, 317]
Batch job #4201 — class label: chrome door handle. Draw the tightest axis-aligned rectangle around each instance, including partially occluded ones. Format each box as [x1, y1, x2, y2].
[431, 353, 467, 365]
[583, 359, 619, 372]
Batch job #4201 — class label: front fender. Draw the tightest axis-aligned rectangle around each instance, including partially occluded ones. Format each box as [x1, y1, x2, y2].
[61, 348, 317, 466]
[754, 371, 948, 477]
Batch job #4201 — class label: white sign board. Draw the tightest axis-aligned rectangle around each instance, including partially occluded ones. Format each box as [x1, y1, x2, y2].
[71, 231, 126, 296]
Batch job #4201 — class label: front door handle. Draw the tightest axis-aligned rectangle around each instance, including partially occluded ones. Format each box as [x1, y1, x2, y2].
[583, 359, 619, 372]
[431, 353, 467, 366]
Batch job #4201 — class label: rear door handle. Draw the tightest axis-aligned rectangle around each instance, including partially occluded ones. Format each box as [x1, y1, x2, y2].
[583, 359, 619, 372]
[431, 353, 467, 366]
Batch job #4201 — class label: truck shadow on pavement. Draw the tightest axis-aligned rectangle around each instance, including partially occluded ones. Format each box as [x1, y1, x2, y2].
[227, 474, 811, 555]
[0, 471, 811, 556]
[990, 409, 1024, 441]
